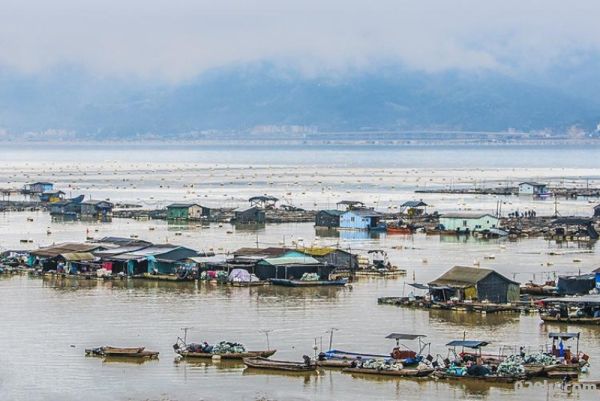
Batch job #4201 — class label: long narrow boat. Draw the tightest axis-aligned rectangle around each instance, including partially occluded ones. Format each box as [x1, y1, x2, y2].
[540, 314, 600, 325]
[85, 346, 159, 359]
[269, 278, 347, 287]
[243, 357, 317, 372]
[177, 349, 276, 360]
[317, 349, 390, 368]
[433, 371, 525, 383]
[343, 367, 434, 377]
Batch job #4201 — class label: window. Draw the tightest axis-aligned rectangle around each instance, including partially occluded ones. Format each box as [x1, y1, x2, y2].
[462, 220, 467, 227]
[351, 217, 355, 222]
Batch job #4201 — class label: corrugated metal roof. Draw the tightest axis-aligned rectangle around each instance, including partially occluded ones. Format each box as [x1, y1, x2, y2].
[519, 182, 546, 186]
[31, 243, 104, 258]
[299, 247, 336, 256]
[61, 252, 96, 261]
[344, 208, 383, 217]
[429, 265, 517, 287]
[401, 201, 428, 208]
[441, 213, 497, 219]
[167, 203, 201, 208]
[233, 247, 290, 257]
[260, 256, 321, 266]
[318, 210, 344, 216]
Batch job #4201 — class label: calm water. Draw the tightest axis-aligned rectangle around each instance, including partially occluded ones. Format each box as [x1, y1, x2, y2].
[0, 144, 599, 400]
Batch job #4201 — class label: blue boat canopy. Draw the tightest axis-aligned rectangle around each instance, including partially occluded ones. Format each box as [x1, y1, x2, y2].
[386, 333, 426, 340]
[446, 340, 490, 349]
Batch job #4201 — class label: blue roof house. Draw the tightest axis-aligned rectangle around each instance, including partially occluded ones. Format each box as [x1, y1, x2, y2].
[339, 209, 383, 230]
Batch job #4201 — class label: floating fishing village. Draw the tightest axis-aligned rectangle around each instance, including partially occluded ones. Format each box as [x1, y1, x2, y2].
[2, 170, 600, 396]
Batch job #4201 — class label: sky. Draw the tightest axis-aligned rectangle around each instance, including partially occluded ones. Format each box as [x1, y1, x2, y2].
[2, 0, 600, 82]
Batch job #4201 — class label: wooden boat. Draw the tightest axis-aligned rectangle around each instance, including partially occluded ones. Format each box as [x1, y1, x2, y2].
[230, 281, 269, 287]
[243, 357, 317, 372]
[354, 269, 406, 277]
[85, 346, 159, 359]
[546, 370, 579, 379]
[386, 226, 413, 235]
[317, 359, 355, 368]
[343, 367, 434, 377]
[269, 278, 347, 287]
[540, 314, 600, 325]
[177, 349, 276, 360]
[433, 371, 524, 383]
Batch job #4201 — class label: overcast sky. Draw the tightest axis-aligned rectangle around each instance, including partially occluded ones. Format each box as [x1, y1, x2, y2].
[1, 0, 600, 82]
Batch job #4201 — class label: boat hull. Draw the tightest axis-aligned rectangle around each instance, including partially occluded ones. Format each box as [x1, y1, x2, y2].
[343, 367, 434, 377]
[269, 278, 347, 287]
[243, 357, 317, 372]
[178, 350, 276, 359]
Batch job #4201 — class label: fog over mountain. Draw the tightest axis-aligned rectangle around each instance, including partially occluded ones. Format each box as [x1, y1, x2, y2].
[1, 1, 600, 138]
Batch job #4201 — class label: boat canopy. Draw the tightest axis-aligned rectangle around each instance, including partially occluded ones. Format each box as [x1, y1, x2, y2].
[385, 333, 426, 340]
[548, 332, 580, 340]
[446, 340, 490, 349]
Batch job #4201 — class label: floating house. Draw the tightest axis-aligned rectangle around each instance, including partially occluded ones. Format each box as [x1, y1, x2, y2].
[300, 247, 358, 270]
[315, 210, 344, 228]
[24, 182, 53, 194]
[102, 244, 198, 275]
[80, 200, 114, 219]
[439, 213, 499, 233]
[39, 190, 66, 203]
[339, 209, 383, 230]
[557, 274, 597, 295]
[518, 182, 548, 195]
[400, 200, 428, 215]
[336, 200, 365, 211]
[428, 266, 520, 303]
[551, 217, 599, 240]
[249, 195, 279, 209]
[255, 254, 333, 280]
[28, 242, 108, 271]
[49, 201, 81, 216]
[166, 203, 204, 220]
[231, 206, 266, 224]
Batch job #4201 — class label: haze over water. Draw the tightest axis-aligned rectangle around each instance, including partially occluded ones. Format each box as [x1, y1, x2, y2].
[1, 144, 599, 401]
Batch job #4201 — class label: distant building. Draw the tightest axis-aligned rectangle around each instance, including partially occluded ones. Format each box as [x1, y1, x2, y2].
[231, 206, 266, 224]
[24, 182, 53, 194]
[339, 209, 383, 230]
[248, 196, 278, 209]
[39, 190, 65, 203]
[315, 210, 344, 228]
[336, 200, 365, 211]
[80, 200, 114, 218]
[400, 200, 428, 215]
[518, 182, 548, 195]
[439, 213, 499, 233]
[49, 201, 81, 216]
[166, 203, 203, 220]
[428, 266, 519, 303]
